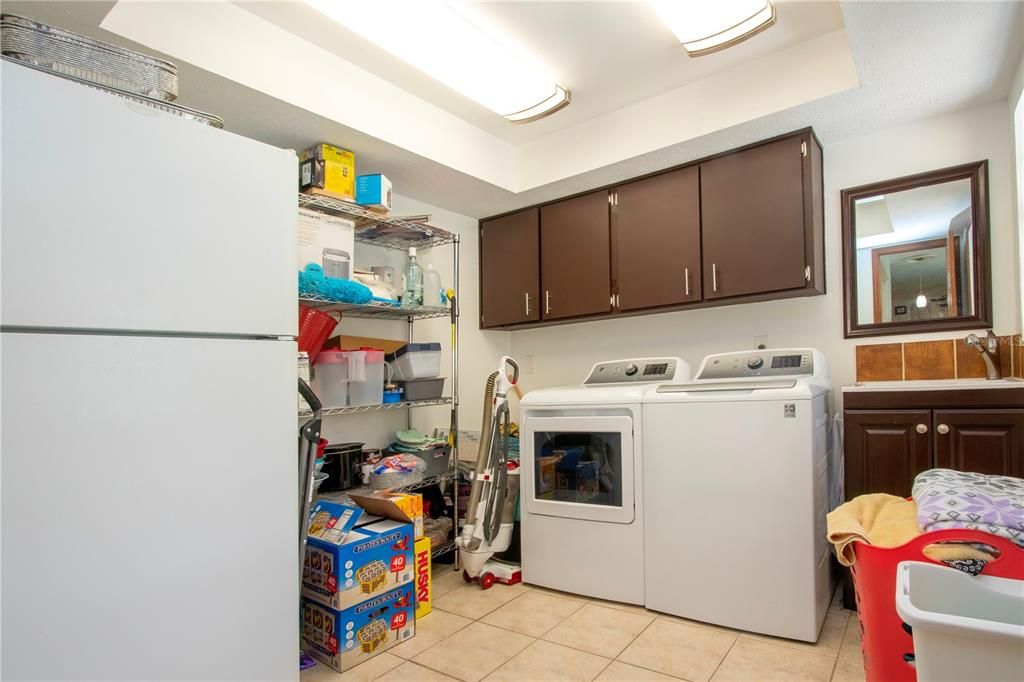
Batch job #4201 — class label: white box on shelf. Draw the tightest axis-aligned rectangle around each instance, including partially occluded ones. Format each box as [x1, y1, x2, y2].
[298, 207, 355, 274]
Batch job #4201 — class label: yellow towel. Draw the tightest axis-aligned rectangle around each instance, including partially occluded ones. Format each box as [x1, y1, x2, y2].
[826, 494, 995, 566]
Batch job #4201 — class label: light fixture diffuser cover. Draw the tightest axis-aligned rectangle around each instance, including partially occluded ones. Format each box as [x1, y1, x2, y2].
[650, 0, 776, 57]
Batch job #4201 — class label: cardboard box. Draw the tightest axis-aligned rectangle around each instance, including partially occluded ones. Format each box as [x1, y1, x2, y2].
[303, 500, 414, 611]
[536, 455, 560, 498]
[297, 207, 355, 272]
[301, 584, 415, 673]
[352, 491, 423, 539]
[356, 174, 392, 211]
[300, 143, 356, 202]
[414, 536, 432, 619]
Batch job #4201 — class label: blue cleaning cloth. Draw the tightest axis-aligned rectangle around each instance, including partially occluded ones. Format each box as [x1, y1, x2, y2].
[298, 264, 372, 304]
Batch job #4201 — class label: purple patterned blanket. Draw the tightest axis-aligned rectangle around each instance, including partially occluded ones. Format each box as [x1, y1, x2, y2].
[913, 469, 1024, 548]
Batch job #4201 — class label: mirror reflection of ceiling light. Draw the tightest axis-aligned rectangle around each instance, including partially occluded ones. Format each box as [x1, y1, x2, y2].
[303, 0, 570, 123]
[649, 0, 776, 57]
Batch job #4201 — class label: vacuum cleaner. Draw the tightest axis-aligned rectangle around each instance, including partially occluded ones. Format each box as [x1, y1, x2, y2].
[457, 356, 522, 589]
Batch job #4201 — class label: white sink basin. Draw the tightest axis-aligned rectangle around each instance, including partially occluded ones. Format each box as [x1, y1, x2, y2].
[845, 378, 1024, 392]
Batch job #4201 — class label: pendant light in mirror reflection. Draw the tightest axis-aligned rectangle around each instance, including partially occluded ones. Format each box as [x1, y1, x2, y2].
[649, 0, 776, 57]
[304, 0, 570, 123]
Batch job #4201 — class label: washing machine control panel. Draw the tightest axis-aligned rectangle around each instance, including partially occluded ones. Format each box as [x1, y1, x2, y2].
[584, 358, 682, 384]
[697, 349, 815, 380]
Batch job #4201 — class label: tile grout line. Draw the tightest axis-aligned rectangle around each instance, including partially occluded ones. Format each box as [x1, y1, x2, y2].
[610, 617, 699, 682]
[706, 632, 740, 682]
[827, 613, 852, 682]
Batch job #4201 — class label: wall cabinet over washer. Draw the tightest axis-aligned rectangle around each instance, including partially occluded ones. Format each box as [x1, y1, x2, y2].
[478, 128, 825, 330]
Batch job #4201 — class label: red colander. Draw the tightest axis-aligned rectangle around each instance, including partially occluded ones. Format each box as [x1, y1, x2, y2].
[298, 305, 340, 363]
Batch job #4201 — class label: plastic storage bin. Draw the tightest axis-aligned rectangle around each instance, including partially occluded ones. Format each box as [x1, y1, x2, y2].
[399, 377, 445, 401]
[311, 351, 348, 408]
[345, 348, 385, 406]
[849, 529, 1024, 682]
[895, 561, 1024, 682]
[387, 343, 441, 380]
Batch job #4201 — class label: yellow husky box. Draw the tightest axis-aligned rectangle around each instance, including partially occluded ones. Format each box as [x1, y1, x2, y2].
[414, 536, 432, 619]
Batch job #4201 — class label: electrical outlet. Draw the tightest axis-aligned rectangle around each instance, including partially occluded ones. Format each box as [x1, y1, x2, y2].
[522, 354, 535, 374]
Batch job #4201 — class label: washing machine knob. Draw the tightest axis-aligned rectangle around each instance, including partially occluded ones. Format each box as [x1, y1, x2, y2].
[747, 357, 764, 370]
[624, 364, 639, 376]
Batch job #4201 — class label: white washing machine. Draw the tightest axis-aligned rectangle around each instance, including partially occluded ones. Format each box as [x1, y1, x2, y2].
[520, 357, 689, 604]
[642, 349, 832, 641]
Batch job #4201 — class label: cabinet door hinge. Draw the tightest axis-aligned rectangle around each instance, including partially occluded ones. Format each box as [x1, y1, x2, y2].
[804, 265, 811, 281]
[800, 141, 808, 157]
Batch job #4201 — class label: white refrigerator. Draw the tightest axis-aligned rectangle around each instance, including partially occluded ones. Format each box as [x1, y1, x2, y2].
[1, 62, 299, 680]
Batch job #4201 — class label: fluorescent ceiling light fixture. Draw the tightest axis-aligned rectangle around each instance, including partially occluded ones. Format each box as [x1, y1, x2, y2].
[649, 0, 776, 57]
[303, 0, 570, 123]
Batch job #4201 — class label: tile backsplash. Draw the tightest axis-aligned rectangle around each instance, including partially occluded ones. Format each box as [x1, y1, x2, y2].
[855, 334, 1022, 382]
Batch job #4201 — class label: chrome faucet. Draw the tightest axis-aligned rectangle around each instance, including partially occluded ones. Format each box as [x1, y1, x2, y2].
[964, 330, 1002, 380]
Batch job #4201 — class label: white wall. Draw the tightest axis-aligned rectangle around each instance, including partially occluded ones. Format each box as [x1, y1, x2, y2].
[1011, 51, 1024, 328]
[508, 101, 1020, 412]
[316, 195, 512, 450]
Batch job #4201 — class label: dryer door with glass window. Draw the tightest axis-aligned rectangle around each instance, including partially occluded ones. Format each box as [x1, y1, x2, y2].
[522, 415, 635, 524]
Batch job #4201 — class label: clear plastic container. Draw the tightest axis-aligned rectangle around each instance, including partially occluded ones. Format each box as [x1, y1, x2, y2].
[311, 351, 348, 408]
[345, 348, 385, 406]
[386, 342, 442, 380]
[423, 264, 442, 307]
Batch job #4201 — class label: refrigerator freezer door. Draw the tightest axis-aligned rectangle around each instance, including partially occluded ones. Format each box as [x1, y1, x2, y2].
[0, 62, 296, 336]
[1, 332, 297, 680]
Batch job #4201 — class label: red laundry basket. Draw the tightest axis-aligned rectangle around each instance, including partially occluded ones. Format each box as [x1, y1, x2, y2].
[298, 304, 339, 363]
[850, 529, 1024, 682]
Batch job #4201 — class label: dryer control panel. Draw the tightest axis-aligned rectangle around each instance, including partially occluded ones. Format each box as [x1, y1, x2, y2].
[584, 357, 686, 385]
[695, 349, 817, 381]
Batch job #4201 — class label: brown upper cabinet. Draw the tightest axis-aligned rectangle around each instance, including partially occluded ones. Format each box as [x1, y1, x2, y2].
[479, 208, 540, 327]
[540, 191, 612, 321]
[478, 128, 824, 330]
[612, 166, 701, 311]
[701, 134, 819, 299]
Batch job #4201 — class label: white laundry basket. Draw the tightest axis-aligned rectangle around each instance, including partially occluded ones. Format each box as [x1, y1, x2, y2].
[895, 561, 1024, 682]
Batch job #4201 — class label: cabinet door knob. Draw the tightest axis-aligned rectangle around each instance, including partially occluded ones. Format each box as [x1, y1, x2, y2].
[937, 424, 950, 435]
[524, 292, 531, 316]
[916, 423, 929, 434]
[544, 290, 551, 315]
[684, 267, 691, 296]
[712, 263, 719, 293]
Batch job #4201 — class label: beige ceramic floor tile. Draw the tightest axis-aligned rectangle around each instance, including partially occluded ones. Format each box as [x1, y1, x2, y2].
[543, 603, 654, 657]
[588, 597, 650, 616]
[831, 657, 866, 682]
[743, 610, 848, 657]
[838, 614, 863, 663]
[412, 621, 533, 682]
[391, 610, 473, 660]
[524, 583, 590, 604]
[595, 661, 680, 681]
[432, 564, 470, 599]
[618, 618, 736, 682]
[710, 638, 835, 682]
[433, 582, 530, 620]
[301, 652, 403, 682]
[482, 590, 585, 637]
[485, 640, 611, 682]
[378, 661, 460, 681]
[649, 612, 737, 635]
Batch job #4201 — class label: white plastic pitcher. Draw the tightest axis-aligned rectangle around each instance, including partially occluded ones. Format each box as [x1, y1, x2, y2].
[310, 351, 348, 408]
[345, 349, 384, 405]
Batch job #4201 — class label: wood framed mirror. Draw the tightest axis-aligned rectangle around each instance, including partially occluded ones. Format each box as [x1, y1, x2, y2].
[841, 161, 992, 338]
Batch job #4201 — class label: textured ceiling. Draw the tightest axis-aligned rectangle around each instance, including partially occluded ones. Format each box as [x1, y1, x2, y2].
[3, 1, 1022, 219]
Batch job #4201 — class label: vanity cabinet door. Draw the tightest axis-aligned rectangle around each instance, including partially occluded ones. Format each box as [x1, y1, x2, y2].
[933, 409, 1024, 478]
[844, 410, 933, 499]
